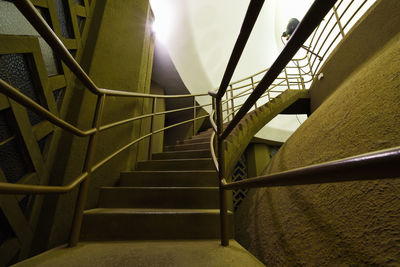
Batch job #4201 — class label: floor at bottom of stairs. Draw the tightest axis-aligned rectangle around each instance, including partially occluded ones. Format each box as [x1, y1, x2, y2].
[14, 240, 264, 267]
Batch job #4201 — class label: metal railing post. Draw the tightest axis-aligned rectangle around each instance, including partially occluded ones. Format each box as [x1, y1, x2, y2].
[69, 94, 105, 247]
[333, 4, 345, 37]
[148, 97, 156, 160]
[284, 68, 291, 91]
[229, 85, 235, 120]
[250, 77, 257, 109]
[216, 98, 229, 246]
[193, 96, 196, 136]
[225, 91, 230, 122]
[296, 62, 306, 90]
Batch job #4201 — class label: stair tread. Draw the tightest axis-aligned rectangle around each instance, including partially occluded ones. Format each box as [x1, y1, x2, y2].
[121, 170, 216, 173]
[138, 158, 212, 162]
[165, 142, 209, 147]
[85, 208, 230, 214]
[154, 149, 210, 154]
[101, 186, 219, 190]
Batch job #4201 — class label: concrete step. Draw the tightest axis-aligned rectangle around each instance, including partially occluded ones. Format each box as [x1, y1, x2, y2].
[98, 187, 219, 209]
[177, 137, 211, 145]
[152, 149, 211, 160]
[16, 240, 265, 267]
[120, 171, 218, 187]
[81, 208, 233, 240]
[164, 142, 209, 151]
[191, 133, 212, 139]
[136, 159, 214, 171]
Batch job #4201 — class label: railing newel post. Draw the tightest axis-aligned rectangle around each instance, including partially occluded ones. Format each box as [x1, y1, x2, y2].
[69, 94, 106, 247]
[216, 98, 229, 246]
[229, 85, 235, 120]
[193, 96, 196, 136]
[148, 97, 156, 160]
[333, 4, 345, 37]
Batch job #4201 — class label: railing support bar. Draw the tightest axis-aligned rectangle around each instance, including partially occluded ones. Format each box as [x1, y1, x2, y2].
[229, 85, 235, 120]
[148, 97, 157, 160]
[221, 0, 338, 140]
[193, 96, 196, 136]
[333, 4, 345, 37]
[216, 99, 229, 246]
[69, 94, 105, 247]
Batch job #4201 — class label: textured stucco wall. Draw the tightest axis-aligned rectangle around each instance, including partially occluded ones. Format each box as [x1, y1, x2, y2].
[235, 27, 400, 266]
[310, 0, 400, 112]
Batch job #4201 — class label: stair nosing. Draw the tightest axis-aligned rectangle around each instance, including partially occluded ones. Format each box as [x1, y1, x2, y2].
[85, 208, 232, 215]
[101, 186, 219, 190]
[153, 149, 211, 154]
[164, 142, 210, 148]
[138, 158, 212, 163]
[121, 170, 216, 174]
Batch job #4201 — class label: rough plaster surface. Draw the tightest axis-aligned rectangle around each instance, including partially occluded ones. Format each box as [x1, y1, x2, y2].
[15, 240, 264, 267]
[235, 29, 400, 266]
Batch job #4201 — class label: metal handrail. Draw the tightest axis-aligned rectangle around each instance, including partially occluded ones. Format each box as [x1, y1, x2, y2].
[208, 0, 339, 247]
[207, 0, 381, 248]
[222, 146, 400, 189]
[13, 0, 211, 100]
[220, 0, 337, 140]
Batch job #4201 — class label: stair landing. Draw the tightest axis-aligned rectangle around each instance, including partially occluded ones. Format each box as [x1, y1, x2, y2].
[14, 240, 264, 267]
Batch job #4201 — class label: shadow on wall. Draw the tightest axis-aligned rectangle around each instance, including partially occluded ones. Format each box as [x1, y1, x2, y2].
[234, 12, 400, 266]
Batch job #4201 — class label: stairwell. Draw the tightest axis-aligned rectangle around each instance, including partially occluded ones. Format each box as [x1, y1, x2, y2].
[13, 87, 308, 267]
[80, 130, 233, 240]
[15, 131, 263, 266]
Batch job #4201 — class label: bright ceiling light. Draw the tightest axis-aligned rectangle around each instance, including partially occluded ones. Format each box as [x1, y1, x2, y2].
[150, 0, 172, 44]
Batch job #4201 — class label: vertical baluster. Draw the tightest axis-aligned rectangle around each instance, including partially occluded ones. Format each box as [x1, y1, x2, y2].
[333, 4, 345, 37]
[69, 94, 105, 247]
[297, 61, 306, 90]
[229, 85, 234, 120]
[284, 68, 291, 92]
[216, 99, 229, 246]
[225, 91, 229, 122]
[193, 96, 196, 136]
[148, 97, 156, 160]
[250, 77, 257, 109]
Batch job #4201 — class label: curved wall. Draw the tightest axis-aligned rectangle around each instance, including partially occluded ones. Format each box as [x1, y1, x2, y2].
[235, 17, 400, 265]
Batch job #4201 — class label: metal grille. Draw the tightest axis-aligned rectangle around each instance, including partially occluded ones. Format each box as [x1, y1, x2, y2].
[232, 155, 248, 211]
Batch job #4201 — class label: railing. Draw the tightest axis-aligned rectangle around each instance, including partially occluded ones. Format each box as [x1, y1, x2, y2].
[220, 0, 375, 122]
[0, 0, 388, 251]
[208, 0, 398, 247]
[0, 0, 210, 247]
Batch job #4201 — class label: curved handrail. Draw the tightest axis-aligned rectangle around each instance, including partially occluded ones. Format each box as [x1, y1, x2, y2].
[0, 78, 210, 193]
[13, 1, 209, 99]
[210, 131, 219, 172]
[223, 146, 400, 189]
[0, 173, 88, 194]
[208, 0, 380, 247]
[220, 0, 337, 140]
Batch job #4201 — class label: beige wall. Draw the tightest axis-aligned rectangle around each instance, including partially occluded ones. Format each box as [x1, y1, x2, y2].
[235, 21, 400, 266]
